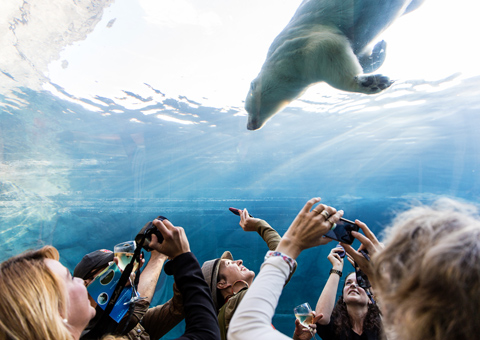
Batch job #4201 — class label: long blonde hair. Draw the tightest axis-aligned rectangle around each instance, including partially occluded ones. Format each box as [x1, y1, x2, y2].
[0, 246, 73, 340]
[372, 199, 480, 340]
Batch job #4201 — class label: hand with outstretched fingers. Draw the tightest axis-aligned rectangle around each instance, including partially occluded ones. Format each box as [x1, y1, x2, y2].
[277, 197, 344, 259]
[340, 220, 384, 278]
[148, 218, 191, 260]
[239, 208, 261, 232]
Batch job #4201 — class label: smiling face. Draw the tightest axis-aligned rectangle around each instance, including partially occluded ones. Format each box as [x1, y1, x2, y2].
[45, 259, 96, 330]
[343, 273, 370, 306]
[217, 258, 255, 291]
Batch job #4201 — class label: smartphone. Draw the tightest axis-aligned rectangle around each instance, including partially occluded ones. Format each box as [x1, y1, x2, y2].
[324, 217, 359, 245]
[229, 207, 252, 217]
[336, 243, 346, 258]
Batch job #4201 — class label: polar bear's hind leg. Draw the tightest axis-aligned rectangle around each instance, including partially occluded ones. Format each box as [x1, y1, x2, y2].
[313, 31, 394, 95]
[356, 74, 394, 93]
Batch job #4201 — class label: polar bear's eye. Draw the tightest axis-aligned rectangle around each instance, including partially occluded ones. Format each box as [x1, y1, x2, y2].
[250, 81, 257, 91]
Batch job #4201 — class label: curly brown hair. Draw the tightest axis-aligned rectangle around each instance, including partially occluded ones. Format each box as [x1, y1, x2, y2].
[331, 273, 383, 338]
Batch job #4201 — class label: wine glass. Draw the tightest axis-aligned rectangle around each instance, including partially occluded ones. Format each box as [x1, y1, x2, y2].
[113, 241, 145, 304]
[114, 241, 139, 271]
[293, 302, 317, 340]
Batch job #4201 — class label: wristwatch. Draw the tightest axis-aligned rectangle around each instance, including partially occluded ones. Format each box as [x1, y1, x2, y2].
[329, 269, 342, 277]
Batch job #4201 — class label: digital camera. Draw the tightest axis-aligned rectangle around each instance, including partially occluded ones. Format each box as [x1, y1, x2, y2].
[135, 216, 167, 251]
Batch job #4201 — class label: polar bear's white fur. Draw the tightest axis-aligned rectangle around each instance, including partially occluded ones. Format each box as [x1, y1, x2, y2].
[245, 0, 425, 130]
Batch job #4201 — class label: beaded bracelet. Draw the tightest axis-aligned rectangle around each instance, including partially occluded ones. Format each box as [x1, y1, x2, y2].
[265, 250, 297, 273]
[330, 269, 342, 277]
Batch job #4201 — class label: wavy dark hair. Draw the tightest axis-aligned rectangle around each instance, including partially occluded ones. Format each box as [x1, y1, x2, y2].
[331, 273, 383, 338]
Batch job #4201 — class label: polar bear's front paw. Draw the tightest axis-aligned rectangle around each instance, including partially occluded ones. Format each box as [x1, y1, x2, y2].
[356, 74, 394, 94]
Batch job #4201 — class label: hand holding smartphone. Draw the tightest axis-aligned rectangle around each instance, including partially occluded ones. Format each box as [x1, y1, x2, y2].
[335, 243, 346, 258]
[324, 217, 359, 245]
[229, 207, 253, 217]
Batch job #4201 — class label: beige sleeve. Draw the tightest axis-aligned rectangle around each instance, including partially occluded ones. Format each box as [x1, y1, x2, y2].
[255, 219, 281, 251]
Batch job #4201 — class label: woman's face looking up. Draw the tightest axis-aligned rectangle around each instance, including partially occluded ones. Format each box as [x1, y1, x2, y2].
[343, 273, 370, 306]
[45, 259, 96, 330]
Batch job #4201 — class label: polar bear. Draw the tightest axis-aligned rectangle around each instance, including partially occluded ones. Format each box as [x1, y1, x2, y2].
[245, 0, 425, 130]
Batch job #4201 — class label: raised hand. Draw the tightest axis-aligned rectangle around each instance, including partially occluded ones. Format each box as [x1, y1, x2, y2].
[148, 219, 191, 260]
[340, 220, 384, 278]
[239, 208, 261, 232]
[327, 246, 344, 271]
[277, 197, 344, 259]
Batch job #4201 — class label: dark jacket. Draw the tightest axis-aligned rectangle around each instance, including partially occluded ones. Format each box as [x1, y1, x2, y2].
[82, 252, 219, 340]
[164, 251, 220, 340]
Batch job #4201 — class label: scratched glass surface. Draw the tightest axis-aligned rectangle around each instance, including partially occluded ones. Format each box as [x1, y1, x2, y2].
[1, 0, 479, 337]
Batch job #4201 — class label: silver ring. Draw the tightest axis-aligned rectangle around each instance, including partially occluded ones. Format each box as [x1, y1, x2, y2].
[320, 210, 330, 220]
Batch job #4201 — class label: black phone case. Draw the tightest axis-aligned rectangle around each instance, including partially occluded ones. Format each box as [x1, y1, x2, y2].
[324, 218, 359, 245]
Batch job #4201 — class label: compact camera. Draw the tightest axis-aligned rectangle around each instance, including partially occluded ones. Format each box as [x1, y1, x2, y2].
[135, 216, 167, 251]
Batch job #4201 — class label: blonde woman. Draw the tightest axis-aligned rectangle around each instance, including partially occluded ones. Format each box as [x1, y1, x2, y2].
[0, 218, 220, 340]
[0, 246, 95, 340]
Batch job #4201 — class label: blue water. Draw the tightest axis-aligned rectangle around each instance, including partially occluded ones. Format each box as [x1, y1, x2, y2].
[2, 75, 480, 336]
[1, 0, 480, 338]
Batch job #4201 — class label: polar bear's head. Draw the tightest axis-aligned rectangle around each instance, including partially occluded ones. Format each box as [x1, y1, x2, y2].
[245, 72, 305, 130]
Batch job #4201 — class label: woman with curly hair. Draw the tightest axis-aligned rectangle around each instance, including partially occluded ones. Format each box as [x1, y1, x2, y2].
[313, 234, 383, 340]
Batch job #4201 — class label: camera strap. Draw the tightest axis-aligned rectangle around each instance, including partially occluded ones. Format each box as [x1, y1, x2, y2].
[354, 249, 375, 305]
[103, 234, 145, 318]
[119, 243, 145, 334]
[84, 237, 145, 338]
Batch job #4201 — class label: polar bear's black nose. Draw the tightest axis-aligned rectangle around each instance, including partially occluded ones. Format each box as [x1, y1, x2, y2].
[247, 121, 257, 130]
[247, 117, 261, 131]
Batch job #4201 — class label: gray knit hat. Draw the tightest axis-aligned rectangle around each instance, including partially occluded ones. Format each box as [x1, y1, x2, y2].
[201, 251, 233, 310]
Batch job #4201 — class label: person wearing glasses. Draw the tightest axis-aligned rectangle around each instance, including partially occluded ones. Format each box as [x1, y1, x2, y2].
[312, 232, 383, 340]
